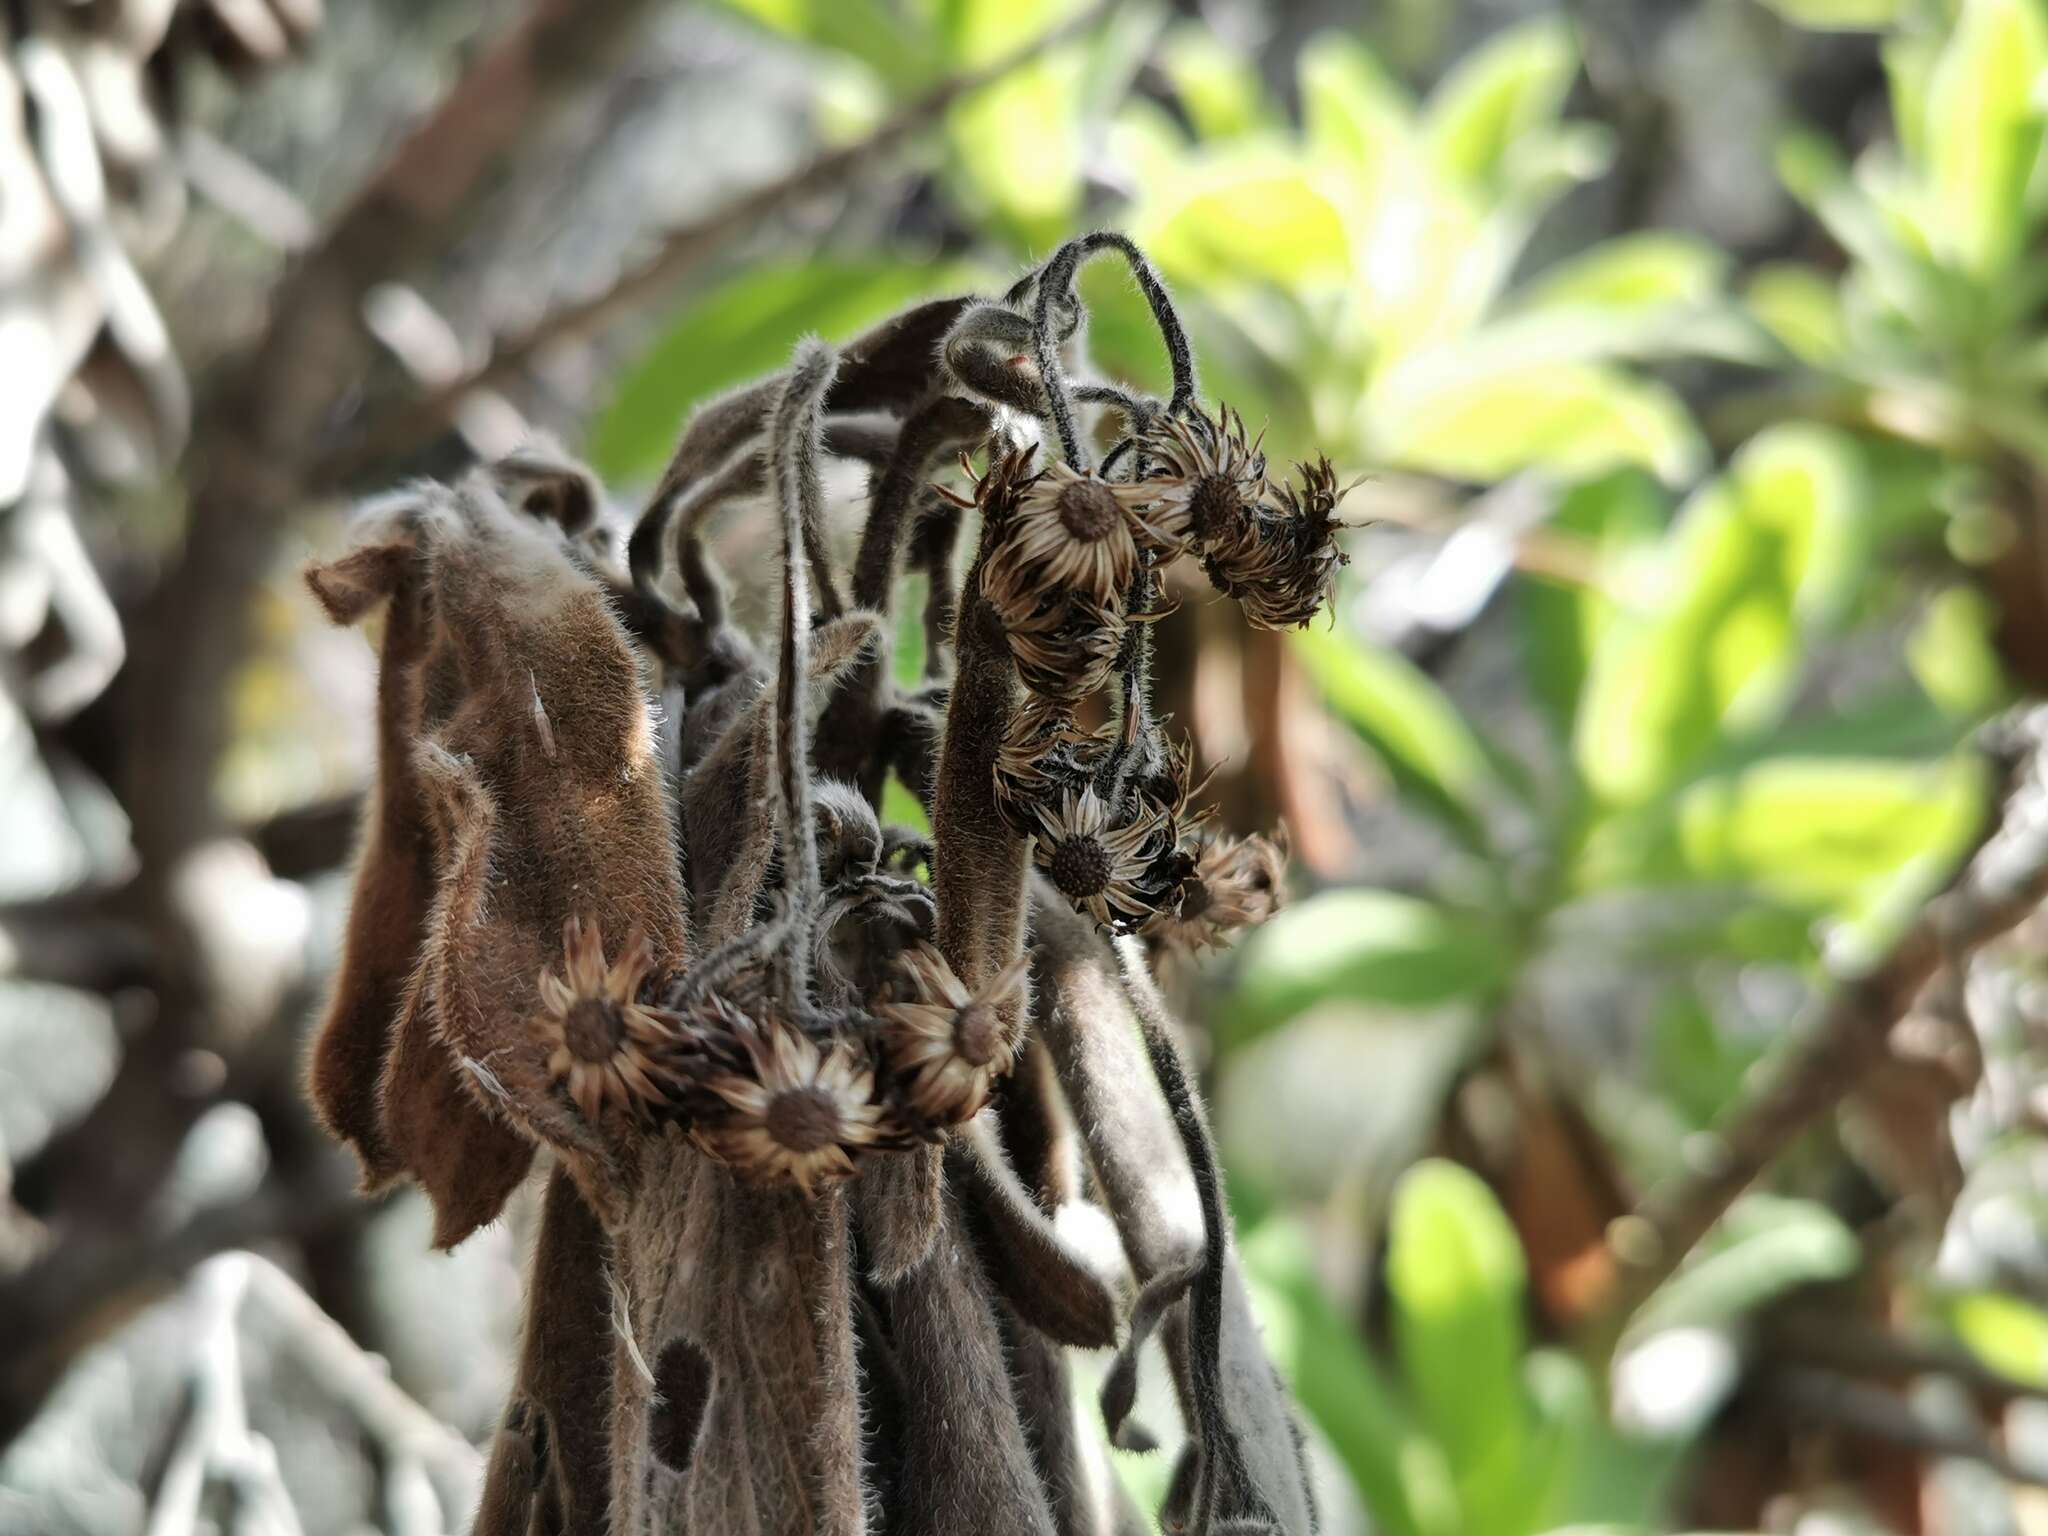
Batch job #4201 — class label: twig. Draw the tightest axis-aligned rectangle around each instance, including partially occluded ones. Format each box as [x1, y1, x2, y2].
[1773, 1366, 2048, 1487]
[240, 1253, 481, 1524]
[1765, 1308, 2048, 1408]
[1588, 711, 2048, 1346]
[145, 1255, 306, 1536]
[314, 0, 1122, 489]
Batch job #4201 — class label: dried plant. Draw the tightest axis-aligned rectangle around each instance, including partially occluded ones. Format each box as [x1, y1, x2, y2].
[304, 232, 1354, 1535]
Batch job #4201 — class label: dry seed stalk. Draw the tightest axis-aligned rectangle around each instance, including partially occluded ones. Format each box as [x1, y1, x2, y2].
[305, 233, 1354, 1536]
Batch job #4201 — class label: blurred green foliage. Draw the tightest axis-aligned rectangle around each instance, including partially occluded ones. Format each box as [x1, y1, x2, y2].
[591, 0, 2048, 1529]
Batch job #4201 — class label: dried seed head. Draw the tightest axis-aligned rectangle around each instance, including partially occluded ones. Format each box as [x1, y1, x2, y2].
[1140, 404, 1267, 553]
[1232, 458, 1352, 631]
[691, 1015, 887, 1196]
[1030, 787, 1171, 932]
[537, 917, 678, 1122]
[982, 460, 1164, 614]
[993, 699, 1106, 838]
[1148, 827, 1290, 956]
[1001, 594, 1127, 705]
[937, 443, 1042, 531]
[876, 942, 1031, 1123]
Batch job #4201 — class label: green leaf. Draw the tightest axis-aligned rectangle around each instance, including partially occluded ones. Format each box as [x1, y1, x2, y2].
[1631, 1195, 1860, 1337]
[1369, 358, 1704, 486]
[1946, 1290, 2048, 1384]
[1518, 468, 1668, 738]
[881, 774, 930, 837]
[712, 0, 937, 90]
[1300, 32, 1416, 186]
[1292, 626, 1505, 846]
[1425, 16, 1579, 194]
[1924, 0, 2048, 278]
[1388, 1161, 1533, 1536]
[1667, 755, 1984, 923]
[587, 260, 960, 483]
[1743, 263, 1849, 366]
[1649, 992, 1761, 1132]
[1756, 0, 1902, 28]
[1160, 23, 1273, 140]
[1574, 425, 1865, 804]
[1516, 233, 1729, 316]
[1132, 148, 1354, 288]
[1908, 584, 2012, 718]
[1224, 891, 1511, 1044]
[1242, 1215, 1451, 1536]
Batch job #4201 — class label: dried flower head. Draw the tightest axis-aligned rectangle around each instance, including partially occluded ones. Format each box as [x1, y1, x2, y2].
[937, 442, 1042, 531]
[982, 460, 1162, 608]
[876, 942, 1031, 1123]
[691, 1012, 888, 1195]
[1149, 828, 1290, 956]
[1030, 786, 1173, 932]
[1002, 592, 1127, 704]
[537, 917, 676, 1122]
[1234, 457, 1352, 630]
[993, 698, 1098, 836]
[1139, 404, 1267, 554]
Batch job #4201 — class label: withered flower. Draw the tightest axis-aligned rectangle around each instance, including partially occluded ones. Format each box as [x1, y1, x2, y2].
[982, 461, 1178, 608]
[692, 1014, 887, 1195]
[1139, 403, 1267, 554]
[537, 917, 677, 1122]
[1003, 593, 1127, 705]
[876, 942, 1031, 1122]
[937, 443, 1042, 534]
[1233, 457, 1352, 631]
[993, 698, 1096, 836]
[1149, 828, 1290, 956]
[1030, 786, 1171, 932]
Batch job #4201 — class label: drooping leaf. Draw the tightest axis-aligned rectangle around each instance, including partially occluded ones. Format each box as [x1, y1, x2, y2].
[1908, 584, 2012, 719]
[1292, 625, 1506, 846]
[1945, 1290, 2048, 1384]
[1159, 23, 1274, 140]
[1388, 1161, 1533, 1536]
[1224, 891, 1512, 1044]
[1649, 991, 1761, 1132]
[1743, 263, 1849, 366]
[587, 260, 964, 482]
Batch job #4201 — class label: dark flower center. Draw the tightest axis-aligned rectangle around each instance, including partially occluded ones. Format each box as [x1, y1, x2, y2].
[1049, 834, 1112, 898]
[766, 1087, 843, 1153]
[564, 998, 625, 1062]
[1189, 475, 1245, 544]
[1056, 480, 1122, 543]
[953, 1003, 1003, 1067]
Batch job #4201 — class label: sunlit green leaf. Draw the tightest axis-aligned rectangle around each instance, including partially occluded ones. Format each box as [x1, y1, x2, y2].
[1756, 0, 1902, 28]
[1908, 584, 2012, 718]
[1574, 426, 1865, 803]
[1516, 233, 1728, 317]
[1389, 1161, 1533, 1536]
[1293, 626, 1505, 846]
[712, 0, 937, 90]
[1242, 1215, 1450, 1536]
[1370, 358, 1703, 487]
[1946, 1290, 2048, 1384]
[1649, 992, 1761, 1132]
[1300, 32, 1416, 189]
[1132, 150, 1354, 288]
[1519, 468, 1668, 739]
[1425, 16, 1579, 194]
[1667, 755, 1982, 920]
[1160, 24, 1273, 139]
[1744, 263, 1849, 366]
[1924, 0, 2048, 277]
[1224, 892, 1511, 1043]
[587, 260, 962, 483]
[1631, 1195, 1860, 1337]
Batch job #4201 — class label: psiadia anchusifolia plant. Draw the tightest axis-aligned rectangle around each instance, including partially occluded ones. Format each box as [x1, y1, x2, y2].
[304, 232, 1353, 1536]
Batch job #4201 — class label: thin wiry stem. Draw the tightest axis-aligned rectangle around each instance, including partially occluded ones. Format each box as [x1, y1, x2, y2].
[768, 340, 840, 1011]
[1029, 230, 1200, 468]
[1115, 935, 1280, 1534]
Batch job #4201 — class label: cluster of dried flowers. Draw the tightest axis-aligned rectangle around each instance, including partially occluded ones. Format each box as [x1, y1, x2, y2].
[305, 231, 1350, 1536]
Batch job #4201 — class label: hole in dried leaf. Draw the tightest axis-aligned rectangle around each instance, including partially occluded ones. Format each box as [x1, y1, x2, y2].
[649, 1339, 713, 1472]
